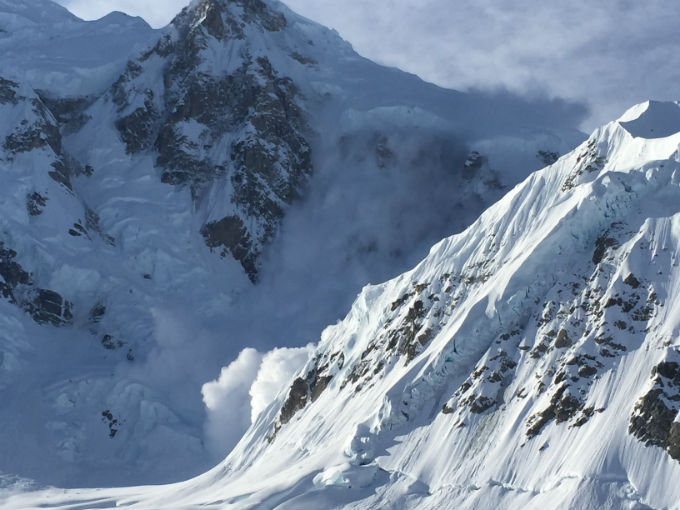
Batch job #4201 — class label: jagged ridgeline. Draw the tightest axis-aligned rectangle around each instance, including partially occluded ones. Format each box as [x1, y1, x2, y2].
[111, 0, 312, 281]
[208, 102, 680, 510]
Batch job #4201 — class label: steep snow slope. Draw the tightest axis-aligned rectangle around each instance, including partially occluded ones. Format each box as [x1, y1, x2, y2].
[197, 100, 680, 510]
[10, 100, 680, 509]
[0, 0, 156, 96]
[0, 0, 584, 489]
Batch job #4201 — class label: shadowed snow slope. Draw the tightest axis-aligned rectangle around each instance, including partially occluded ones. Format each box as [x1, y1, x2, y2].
[0, 0, 157, 95]
[6, 100, 680, 509]
[0, 0, 586, 490]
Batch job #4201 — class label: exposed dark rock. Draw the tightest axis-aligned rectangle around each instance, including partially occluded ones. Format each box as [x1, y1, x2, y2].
[279, 377, 309, 425]
[48, 160, 72, 190]
[563, 139, 607, 191]
[26, 192, 47, 216]
[0, 77, 19, 105]
[624, 273, 641, 289]
[527, 384, 583, 437]
[577, 365, 598, 378]
[101, 334, 125, 351]
[85, 207, 115, 245]
[113, 19, 313, 278]
[115, 89, 157, 154]
[469, 396, 495, 414]
[629, 360, 680, 461]
[0, 243, 31, 301]
[572, 407, 596, 427]
[201, 216, 257, 282]
[278, 364, 333, 426]
[555, 329, 572, 348]
[111, 61, 144, 109]
[0, 242, 72, 326]
[101, 410, 120, 438]
[537, 150, 559, 166]
[463, 151, 485, 180]
[290, 52, 316, 65]
[37, 93, 94, 134]
[88, 303, 106, 324]
[592, 235, 619, 265]
[30, 289, 73, 326]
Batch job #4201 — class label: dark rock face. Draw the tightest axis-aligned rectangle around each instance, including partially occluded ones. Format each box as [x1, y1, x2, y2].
[30, 289, 73, 326]
[527, 384, 583, 437]
[201, 216, 257, 280]
[0, 77, 19, 105]
[278, 365, 332, 426]
[1, 82, 76, 190]
[562, 138, 607, 191]
[630, 359, 680, 461]
[181, 0, 287, 40]
[110, 1, 312, 280]
[537, 150, 559, 166]
[38, 93, 94, 135]
[279, 377, 309, 426]
[0, 243, 73, 326]
[101, 410, 120, 438]
[592, 234, 619, 265]
[26, 192, 48, 216]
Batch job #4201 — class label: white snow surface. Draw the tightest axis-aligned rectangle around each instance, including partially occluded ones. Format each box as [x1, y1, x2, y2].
[0, 0, 157, 96]
[0, 0, 607, 504]
[4, 92, 680, 507]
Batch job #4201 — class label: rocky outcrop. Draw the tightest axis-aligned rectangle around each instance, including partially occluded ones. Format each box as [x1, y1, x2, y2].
[630, 359, 680, 461]
[109, 0, 312, 281]
[0, 243, 73, 326]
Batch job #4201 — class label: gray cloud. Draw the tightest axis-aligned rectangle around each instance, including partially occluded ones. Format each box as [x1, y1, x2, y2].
[55, 0, 680, 128]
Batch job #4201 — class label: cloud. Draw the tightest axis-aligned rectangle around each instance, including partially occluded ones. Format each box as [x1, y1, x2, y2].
[54, 0, 680, 128]
[202, 348, 264, 459]
[280, 0, 680, 129]
[201, 345, 311, 458]
[250, 345, 313, 423]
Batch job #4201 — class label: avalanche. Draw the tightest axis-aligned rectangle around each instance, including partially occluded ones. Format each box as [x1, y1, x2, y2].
[3, 96, 680, 508]
[0, 0, 584, 490]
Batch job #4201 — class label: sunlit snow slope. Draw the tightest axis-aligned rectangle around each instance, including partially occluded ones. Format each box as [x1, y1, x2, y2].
[10, 100, 680, 509]
[0, 0, 584, 490]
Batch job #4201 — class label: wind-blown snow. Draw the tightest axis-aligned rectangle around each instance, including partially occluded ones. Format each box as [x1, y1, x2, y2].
[202, 349, 264, 459]
[249, 346, 313, 424]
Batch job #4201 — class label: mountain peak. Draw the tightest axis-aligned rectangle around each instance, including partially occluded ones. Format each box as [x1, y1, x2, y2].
[175, 0, 286, 39]
[617, 100, 680, 139]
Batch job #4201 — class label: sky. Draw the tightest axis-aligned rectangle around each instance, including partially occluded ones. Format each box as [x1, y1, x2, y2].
[55, 0, 680, 129]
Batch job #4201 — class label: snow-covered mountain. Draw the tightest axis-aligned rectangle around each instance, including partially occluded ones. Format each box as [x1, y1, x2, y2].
[0, 0, 587, 493]
[8, 99, 679, 510]
[179, 99, 680, 510]
[0, 0, 156, 96]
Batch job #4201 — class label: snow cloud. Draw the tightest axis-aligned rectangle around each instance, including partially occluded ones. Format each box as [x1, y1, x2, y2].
[202, 348, 263, 459]
[249, 345, 313, 423]
[202, 346, 311, 459]
[56, 0, 680, 128]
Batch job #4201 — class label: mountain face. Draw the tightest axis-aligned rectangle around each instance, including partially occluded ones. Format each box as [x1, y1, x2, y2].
[154, 100, 679, 510]
[5, 99, 679, 510]
[0, 0, 587, 491]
